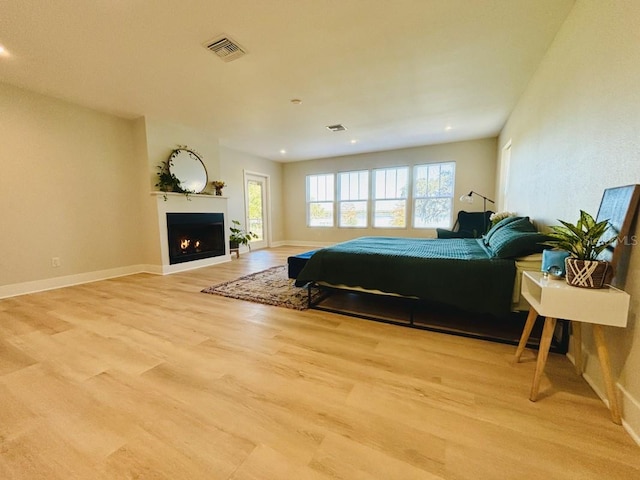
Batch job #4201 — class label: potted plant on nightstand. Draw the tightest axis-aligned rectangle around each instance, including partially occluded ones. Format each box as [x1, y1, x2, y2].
[229, 220, 258, 251]
[542, 210, 617, 288]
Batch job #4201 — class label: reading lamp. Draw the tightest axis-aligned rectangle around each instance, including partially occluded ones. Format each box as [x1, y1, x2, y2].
[459, 191, 495, 232]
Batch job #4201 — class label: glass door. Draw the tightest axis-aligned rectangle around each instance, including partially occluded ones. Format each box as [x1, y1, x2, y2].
[245, 172, 269, 250]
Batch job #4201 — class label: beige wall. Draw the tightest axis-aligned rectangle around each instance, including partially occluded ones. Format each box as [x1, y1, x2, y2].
[219, 146, 285, 245]
[282, 138, 498, 244]
[0, 88, 284, 290]
[499, 0, 640, 436]
[144, 117, 221, 193]
[0, 82, 145, 287]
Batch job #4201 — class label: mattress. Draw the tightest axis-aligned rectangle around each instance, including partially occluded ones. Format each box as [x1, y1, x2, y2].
[295, 236, 517, 317]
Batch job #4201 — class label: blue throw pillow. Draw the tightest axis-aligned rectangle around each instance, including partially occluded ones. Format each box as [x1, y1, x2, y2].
[489, 230, 549, 258]
[483, 216, 534, 245]
[504, 216, 537, 233]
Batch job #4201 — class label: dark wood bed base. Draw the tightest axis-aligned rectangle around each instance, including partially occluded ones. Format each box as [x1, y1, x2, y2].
[306, 282, 570, 353]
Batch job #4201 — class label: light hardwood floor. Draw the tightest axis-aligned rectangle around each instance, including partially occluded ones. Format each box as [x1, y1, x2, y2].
[1, 247, 638, 479]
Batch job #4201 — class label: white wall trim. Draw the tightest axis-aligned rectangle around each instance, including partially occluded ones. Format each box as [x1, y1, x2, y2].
[581, 367, 640, 446]
[619, 383, 640, 446]
[0, 265, 149, 299]
[277, 240, 335, 248]
[155, 255, 231, 275]
[0, 256, 231, 299]
[581, 369, 608, 406]
[243, 169, 272, 249]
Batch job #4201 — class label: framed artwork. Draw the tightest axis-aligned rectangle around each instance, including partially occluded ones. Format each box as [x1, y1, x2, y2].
[596, 184, 640, 286]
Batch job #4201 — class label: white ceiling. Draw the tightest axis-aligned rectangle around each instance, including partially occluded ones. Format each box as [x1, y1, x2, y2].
[0, 0, 574, 162]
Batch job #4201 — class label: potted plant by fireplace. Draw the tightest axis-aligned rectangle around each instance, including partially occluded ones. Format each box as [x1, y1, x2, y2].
[229, 220, 258, 251]
[542, 210, 617, 288]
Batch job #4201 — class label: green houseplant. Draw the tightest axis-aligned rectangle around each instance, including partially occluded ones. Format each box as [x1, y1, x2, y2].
[542, 210, 617, 288]
[155, 158, 192, 200]
[229, 220, 258, 251]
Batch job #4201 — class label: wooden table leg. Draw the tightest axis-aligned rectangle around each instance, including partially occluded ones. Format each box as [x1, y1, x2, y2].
[530, 316, 557, 402]
[592, 324, 622, 425]
[572, 321, 582, 375]
[515, 307, 539, 362]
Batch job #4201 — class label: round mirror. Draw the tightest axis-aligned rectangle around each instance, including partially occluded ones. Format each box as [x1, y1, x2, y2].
[168, 149, 208, 193]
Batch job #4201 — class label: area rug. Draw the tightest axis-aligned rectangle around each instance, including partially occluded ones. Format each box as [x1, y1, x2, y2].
[201, 265, 326, 310]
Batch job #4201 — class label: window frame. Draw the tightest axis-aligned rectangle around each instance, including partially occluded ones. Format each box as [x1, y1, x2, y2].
[337, 170, 370, 228]
[306, 173, 335, 228]
[372, 166, 410, 229]
[412, 161, 456, 229]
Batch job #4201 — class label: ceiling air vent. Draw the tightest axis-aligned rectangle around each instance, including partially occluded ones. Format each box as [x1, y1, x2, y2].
[326, 124, 347, 132]
[205, 36, 246, 62]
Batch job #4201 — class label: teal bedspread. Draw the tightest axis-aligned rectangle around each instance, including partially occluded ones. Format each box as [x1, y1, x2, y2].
[295, 237, 516, 317]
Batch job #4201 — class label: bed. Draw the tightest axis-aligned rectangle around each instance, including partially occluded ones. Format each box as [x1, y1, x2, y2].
[295, 216, 549, 318]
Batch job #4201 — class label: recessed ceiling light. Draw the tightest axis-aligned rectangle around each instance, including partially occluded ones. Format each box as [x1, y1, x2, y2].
[280, 149, 287, 155]
[445, 125, 453, 131]
[350, 139, 358, 144]
[290, 99, 302, 105]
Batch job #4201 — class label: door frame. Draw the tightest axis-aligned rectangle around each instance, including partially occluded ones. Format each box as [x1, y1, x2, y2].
[243, 170, 271, 249]
[497, 139, 512, 212]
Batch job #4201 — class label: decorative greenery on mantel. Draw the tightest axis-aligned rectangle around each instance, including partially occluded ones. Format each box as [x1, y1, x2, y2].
[155, 159, 189, 200]
[155, 145, 209, 201]
[151, 192, 223, 198]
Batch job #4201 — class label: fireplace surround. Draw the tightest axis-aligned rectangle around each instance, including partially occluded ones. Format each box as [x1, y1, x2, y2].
[166, 213, 225, 264]
[152, 192, 229, 274]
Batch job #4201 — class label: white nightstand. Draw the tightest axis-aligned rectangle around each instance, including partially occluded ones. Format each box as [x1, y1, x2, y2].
[516, 271, 630, 424]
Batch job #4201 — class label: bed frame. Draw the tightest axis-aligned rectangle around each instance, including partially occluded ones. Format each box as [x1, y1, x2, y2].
[306, 281, 570, 352]
[302, 184, 640, 353]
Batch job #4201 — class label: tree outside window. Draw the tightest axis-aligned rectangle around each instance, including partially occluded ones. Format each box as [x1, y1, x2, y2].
[413, 162, 455, 228]
[373, 167, 408, 228]
[338, 170, 369, 227]
[307, 174, 334, 227]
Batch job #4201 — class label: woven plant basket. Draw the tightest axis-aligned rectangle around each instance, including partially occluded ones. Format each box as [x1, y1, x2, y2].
[565, 258, 609, 289]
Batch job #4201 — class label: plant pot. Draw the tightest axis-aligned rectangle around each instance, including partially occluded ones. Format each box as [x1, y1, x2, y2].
[229, 240, 239, 250]
[565, 258, 609, 289]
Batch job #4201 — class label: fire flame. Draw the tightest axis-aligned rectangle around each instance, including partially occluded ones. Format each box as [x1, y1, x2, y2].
[180, 239, 190, 250]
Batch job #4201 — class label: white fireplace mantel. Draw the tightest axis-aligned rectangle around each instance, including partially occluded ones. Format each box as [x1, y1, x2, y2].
[152, 192, 230, 274]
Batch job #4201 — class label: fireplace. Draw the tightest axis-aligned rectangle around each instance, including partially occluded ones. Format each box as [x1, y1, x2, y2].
[166, 213, 225, 265]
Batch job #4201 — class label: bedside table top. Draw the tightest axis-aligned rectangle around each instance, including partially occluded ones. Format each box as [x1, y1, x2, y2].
[521, 271, 630, 326]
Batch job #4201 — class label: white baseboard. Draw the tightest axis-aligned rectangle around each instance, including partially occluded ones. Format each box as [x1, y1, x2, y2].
[275, 240, 334, 248]
[0, 264, 149, 299]
[0, 255, 232, 299]
[581, 369, 640, 446]
[619, 383, 640, 446]
[155, 255, 231, 275]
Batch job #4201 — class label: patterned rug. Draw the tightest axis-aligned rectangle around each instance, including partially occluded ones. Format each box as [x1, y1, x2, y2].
[201, 265, 326, 310]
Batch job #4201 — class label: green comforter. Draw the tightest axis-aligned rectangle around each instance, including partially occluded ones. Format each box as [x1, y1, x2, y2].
[295, 236, 516, 317]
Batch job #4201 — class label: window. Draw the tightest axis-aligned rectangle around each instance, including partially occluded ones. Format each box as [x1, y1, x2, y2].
[373, 167, 408, 228]
[413, 162, 455, 228]
[338, 170, 369, 227]
[307, 173, 334, 227]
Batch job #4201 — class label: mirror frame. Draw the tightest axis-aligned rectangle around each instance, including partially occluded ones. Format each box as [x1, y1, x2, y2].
[168, 148, 208, 194]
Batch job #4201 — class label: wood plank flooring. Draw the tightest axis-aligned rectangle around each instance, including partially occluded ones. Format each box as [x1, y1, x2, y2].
[1, 246, 638, 479]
